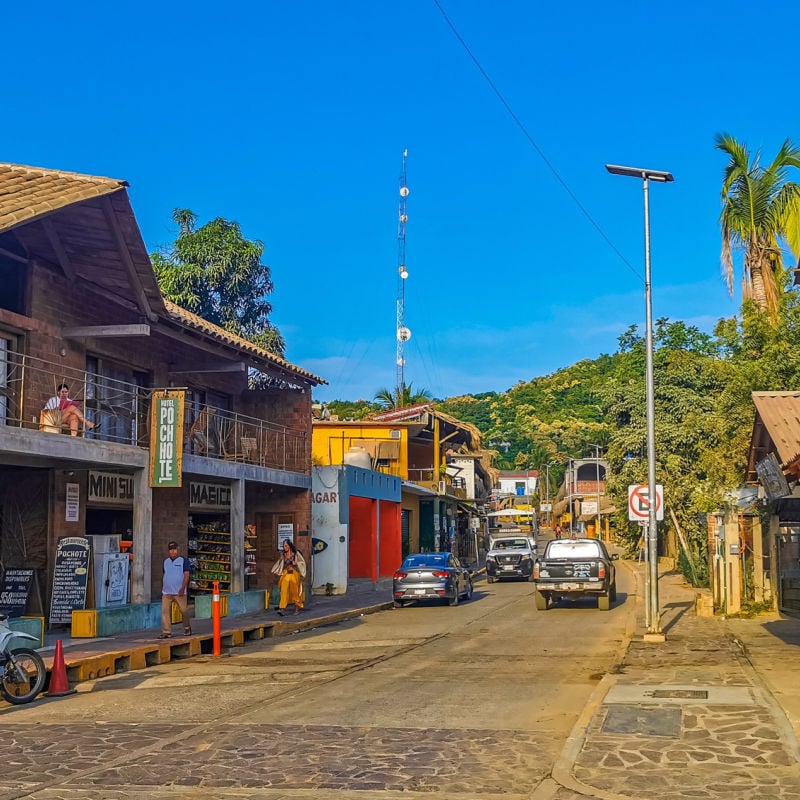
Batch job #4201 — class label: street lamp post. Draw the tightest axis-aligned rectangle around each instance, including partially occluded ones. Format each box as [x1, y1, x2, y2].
[588, 444, 602, 540]
[566, 458, 573, 536]
[540, 462, 554, 527]
[605, 163, 673, 639]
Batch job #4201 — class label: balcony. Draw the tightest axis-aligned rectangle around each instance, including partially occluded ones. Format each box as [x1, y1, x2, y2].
[1, 353, 307, 473]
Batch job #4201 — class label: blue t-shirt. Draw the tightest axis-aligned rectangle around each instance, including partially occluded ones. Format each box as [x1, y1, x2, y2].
[163, 556, 190, 595]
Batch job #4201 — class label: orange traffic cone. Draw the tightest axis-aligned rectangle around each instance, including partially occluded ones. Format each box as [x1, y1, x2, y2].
[47, 639, 75, 697]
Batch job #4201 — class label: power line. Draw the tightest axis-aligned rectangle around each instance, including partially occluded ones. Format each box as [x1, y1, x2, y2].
[432, 0, 643, 283]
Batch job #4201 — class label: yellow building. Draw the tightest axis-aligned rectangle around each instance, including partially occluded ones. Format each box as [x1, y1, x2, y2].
[312, 404, 495, 560]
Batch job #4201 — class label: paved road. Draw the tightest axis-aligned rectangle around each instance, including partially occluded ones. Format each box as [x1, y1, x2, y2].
[1, 562, 636, 799]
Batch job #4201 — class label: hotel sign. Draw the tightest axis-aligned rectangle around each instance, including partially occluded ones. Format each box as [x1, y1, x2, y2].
[149, 390, 185, 487]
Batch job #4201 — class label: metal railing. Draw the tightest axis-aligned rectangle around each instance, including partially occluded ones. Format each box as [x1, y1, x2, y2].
[185, 405, 307, 473]
[0, 353, 307, 473]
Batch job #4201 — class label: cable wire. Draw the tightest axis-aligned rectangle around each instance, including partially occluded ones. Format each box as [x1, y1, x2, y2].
[432, 0, 643, 283]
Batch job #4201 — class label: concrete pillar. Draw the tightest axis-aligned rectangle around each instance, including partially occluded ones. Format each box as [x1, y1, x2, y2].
[230, 478, 245, 593]
[131, 469, 152, 604]
[769, 514, 780, 610]
[751, 515, 765, 603]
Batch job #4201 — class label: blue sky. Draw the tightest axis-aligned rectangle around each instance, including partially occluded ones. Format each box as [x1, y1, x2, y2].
[5, 1, 800, 402]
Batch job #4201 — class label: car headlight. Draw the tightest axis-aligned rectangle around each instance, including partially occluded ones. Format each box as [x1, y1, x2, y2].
[486, 555, 495, 562]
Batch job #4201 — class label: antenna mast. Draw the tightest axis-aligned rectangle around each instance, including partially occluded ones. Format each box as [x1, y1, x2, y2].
[396, 149, 411, 400]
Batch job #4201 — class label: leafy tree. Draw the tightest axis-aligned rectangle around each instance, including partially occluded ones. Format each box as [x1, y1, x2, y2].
[716, 134, 800, 316]
[152, 208, 285, 355]
[373, 382, 433, 410]
[324, 399, 377, 420]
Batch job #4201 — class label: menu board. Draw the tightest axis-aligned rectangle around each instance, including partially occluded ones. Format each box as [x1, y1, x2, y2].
[0, 568, 35, 617]
[49, 537, 91, 625]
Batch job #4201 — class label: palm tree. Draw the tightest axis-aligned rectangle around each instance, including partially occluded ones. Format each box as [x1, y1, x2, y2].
[373, 382, 433, 410]
[717, 133, 800, 315]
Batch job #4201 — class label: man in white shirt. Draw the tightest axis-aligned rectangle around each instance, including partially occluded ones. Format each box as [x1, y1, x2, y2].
[160, 541, 192, 638]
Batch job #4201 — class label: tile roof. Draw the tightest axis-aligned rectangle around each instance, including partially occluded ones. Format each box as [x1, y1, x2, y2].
[0, 163, 127, 234]
[751, 391, 800, 467]
[163, 300, 325, 386]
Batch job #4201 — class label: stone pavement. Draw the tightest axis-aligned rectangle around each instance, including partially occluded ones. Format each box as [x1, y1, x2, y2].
[553, 562, 800, 800]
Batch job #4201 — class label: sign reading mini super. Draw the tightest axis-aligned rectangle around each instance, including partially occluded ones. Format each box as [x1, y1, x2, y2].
[149, 390, 185, 487]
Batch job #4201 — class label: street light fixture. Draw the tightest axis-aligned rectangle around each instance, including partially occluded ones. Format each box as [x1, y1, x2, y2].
[605, 163, 674, 640]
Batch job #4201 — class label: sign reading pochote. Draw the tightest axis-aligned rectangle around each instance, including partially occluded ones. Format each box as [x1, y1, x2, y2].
[149, 390, 185, 488]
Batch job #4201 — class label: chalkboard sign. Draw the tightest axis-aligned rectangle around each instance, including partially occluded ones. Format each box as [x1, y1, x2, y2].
[0, 568, 35, 617]
[49, 536, 91, 625]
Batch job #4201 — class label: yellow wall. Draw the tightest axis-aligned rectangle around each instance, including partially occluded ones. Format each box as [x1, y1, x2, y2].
[312, 424, 409, 479]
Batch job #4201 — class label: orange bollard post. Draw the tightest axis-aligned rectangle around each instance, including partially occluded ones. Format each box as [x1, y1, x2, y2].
[212, 580, 221, 657]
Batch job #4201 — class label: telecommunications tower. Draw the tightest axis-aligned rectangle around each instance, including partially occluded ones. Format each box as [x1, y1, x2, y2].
[396, 149, 411, 398]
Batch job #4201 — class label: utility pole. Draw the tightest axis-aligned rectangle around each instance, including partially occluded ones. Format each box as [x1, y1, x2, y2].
[395, 150, 411, 402]
[589, 444, 603, 539]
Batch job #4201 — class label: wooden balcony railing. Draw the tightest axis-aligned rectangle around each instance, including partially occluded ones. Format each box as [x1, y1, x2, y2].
[0, 353, 307, 473]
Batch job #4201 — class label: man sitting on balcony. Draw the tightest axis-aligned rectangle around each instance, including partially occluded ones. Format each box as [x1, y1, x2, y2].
[43, 383, 94, 436]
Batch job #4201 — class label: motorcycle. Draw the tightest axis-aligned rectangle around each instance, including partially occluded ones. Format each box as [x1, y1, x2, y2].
[0, 613, 46, 705]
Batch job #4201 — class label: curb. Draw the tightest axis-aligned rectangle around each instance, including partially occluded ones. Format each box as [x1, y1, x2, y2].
[45, 602, 393, 689]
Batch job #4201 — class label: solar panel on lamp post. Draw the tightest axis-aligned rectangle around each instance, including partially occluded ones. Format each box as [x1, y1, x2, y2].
[605, 164, 673, 639]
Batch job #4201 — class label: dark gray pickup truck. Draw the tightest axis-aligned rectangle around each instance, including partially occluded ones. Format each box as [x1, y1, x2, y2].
[532, 538, 618, 610]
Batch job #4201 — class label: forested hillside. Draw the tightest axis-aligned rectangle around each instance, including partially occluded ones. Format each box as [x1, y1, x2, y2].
[328, 289, 800, 584]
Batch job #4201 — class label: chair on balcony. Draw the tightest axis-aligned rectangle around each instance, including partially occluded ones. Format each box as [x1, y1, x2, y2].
[188, 407, 216, 454]
[240, 436, 259, 464]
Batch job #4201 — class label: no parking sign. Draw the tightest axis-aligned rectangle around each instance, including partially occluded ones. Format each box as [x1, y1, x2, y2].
[628, 484, 664, 522]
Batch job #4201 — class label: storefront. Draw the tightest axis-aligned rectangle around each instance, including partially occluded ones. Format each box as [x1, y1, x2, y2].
[85, 470, 134, 609]
[186, 480, 257, 595]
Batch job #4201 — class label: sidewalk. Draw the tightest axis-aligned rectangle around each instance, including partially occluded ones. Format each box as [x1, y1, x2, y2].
[36, 579, 394, 687]
[555, 562, 800, 800]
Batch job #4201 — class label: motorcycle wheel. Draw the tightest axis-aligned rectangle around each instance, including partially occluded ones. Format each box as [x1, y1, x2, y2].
[1, 648, 46, 704]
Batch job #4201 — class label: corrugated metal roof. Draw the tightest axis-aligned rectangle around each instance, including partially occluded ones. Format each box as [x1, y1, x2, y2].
[0, 162, 127, 233]
[751, 391, 800, 467]
[163, 300, 325, 386]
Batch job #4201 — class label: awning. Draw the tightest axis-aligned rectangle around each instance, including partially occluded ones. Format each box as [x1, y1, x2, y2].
[457, 502, 480, 516]
[486, 509, 535, 517]
[401, 481, 437, 497]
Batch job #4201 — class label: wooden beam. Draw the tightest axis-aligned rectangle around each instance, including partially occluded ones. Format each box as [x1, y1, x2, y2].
[169, 362, 246, 374]
[101, 197, 157, 322]
[0, 246, 27, 264]
[42, 218, 77, 280]
[61, 324, 151, 338]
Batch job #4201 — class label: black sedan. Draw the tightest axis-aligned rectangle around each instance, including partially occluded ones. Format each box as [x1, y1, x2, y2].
[393, 552, 473, 607]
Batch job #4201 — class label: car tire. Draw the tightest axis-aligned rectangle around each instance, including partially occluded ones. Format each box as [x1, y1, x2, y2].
[610, 582, 617, 602]
[534, 589, 548, 611]
[487, 575, 495, 584]
[598, 592, 611, 611]
[463, 580, 473, 601]
[449, 587, 459, 606]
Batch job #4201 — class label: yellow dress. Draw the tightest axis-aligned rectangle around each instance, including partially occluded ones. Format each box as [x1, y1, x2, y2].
[272, 552, 306, 610]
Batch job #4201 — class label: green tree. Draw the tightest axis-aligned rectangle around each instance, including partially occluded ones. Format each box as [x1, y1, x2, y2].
[152, 208, 285, 355]
[373, 382, 433, 410]
[717, 133, 800, 316]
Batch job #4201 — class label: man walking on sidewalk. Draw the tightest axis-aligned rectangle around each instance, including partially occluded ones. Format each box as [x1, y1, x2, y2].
[160, 541, 192, 638]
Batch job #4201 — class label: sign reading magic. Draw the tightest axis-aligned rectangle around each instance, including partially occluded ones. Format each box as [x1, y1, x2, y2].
[149, 390, 185, 487]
